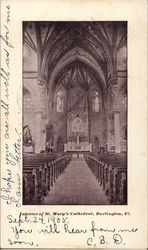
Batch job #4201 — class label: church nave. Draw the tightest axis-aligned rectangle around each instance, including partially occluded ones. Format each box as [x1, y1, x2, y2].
[23, 21, 127, 205]
[42, 158, 110, 205]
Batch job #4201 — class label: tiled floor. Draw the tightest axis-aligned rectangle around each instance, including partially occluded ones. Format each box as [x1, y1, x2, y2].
[42, 158, 110, 205]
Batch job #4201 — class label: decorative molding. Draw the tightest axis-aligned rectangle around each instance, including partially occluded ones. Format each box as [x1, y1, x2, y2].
[107, 75, 118, 87]
[37, 76, 47, 88]
[23, 71, 38, 73]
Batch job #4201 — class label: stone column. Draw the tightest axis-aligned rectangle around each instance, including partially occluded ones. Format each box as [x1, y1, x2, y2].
[34, 77, 47, 153]
[35, 110, 43, 153]
[110, 84, 121, 153]
[114, 111, 121, 153]
[107, 117, 111, 152]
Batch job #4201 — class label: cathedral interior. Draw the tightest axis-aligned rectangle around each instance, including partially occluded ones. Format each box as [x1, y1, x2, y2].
[23, 21, 127, 205]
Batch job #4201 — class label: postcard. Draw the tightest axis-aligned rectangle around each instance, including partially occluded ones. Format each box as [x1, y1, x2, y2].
[0, 0, 147, 248]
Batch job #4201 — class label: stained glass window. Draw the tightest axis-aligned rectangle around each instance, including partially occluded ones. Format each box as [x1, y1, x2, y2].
[57, 90, 63, 112]
[92, 91, 99, 112]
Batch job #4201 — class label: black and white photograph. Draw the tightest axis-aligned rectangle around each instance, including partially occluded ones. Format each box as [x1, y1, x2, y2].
[23, 21, 127, 205]
[1, 0, 148, 248]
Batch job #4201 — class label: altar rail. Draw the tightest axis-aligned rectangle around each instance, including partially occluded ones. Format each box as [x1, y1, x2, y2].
[23, 154, 71, 204]
[85, 154, 127, 204]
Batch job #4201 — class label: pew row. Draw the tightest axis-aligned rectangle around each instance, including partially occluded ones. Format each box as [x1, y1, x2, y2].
[85, 154, 127, 205]
[23, 154, 71, 204]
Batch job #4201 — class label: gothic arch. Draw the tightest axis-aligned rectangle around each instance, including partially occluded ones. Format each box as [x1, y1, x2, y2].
[47, 47, 106, 94]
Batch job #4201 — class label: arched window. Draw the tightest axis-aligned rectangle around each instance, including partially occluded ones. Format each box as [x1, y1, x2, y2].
[57, 90, 63, 112]
[92, 91, 100, 112]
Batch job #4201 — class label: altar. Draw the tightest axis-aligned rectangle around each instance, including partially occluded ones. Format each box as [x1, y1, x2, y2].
[64, 141, 92, 152]
[65, 110, 92, 154]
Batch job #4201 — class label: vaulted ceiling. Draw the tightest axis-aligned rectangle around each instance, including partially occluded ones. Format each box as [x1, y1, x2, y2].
[55, 61, 102, 92]
[23, 21, 127, 90]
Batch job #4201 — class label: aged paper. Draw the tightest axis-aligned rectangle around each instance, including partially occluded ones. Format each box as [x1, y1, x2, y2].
[0, 0, 147, 248]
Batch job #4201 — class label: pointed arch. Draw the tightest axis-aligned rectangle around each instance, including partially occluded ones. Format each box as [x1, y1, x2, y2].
[47, 47, 106, 105]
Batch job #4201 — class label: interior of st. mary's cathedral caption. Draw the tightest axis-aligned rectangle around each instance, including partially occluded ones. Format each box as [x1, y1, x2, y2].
[23, 21, 127, 205]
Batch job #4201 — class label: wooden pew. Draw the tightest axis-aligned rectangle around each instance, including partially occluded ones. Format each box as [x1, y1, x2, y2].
[23, 163, 47, 204]
[104, 164, 127, 204]
[85, 154, 127, 205]
[23, 154, 71, 205]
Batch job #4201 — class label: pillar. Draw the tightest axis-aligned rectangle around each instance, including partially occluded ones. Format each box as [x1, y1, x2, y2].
[114, 111, 121, 153]
[34, 77, 47, 153]
[107, 117, 111, 152]
[35, 111, 43, 153]
[110, 84, 121, 153]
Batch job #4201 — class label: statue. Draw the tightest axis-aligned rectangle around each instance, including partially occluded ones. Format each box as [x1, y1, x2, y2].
[23, 125, 32, 144]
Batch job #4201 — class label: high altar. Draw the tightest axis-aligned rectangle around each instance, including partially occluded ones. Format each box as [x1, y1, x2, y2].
[64, 140, 92, 152]
[64, 115, 92, 153]
[64, 81, 92, 153]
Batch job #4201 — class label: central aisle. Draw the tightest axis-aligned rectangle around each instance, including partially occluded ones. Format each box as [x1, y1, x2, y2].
[42, 158, 110, 205]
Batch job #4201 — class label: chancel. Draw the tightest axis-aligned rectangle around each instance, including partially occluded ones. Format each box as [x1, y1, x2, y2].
[65, 114, 92, 154]
[23, 21, 127, 205]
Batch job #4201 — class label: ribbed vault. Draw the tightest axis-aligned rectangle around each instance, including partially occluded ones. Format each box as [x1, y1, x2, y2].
[48, 47, 106, 96]
[55, 61, 103, 93]
[23, 21, 127, 90]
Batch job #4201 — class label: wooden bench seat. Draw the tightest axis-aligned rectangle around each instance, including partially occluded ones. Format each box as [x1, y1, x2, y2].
[23, 154, 71, 205]
[85, 154, 127, 205]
